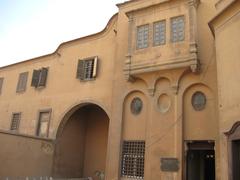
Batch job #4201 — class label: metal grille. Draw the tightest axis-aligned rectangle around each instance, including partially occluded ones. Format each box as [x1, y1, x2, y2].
[10, 113, 21, 131]
[84, 59, 94, 79]
[137, 25, 149, 49]
[153, 20, 166, 46]
[121, 141, 145, 179]
[171, 16, 185, 42]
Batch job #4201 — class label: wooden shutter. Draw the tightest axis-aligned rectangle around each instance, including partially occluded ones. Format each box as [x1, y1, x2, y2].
[76, 60, 85, 80]
[31, 70, 40, 87]
[0, 77, 4, 94]
[92, 56, 98, 78]
[16, 72, 28, 92]
[38, 68, 48, 87]
[37, 111, 51, 137]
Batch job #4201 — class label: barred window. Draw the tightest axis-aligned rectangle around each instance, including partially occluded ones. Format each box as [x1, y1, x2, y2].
[137, 25, 149, 49]
[171, 16, 185, 42]
[10, 113, 21, 131]
[121, 141, 145, 179]
[153, 20, 166, 46]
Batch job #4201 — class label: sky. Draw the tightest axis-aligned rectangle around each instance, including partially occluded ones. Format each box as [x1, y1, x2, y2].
[0, 0, 123, 67]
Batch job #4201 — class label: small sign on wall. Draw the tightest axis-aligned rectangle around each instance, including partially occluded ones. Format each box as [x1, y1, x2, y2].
[161, 158, 179, 172]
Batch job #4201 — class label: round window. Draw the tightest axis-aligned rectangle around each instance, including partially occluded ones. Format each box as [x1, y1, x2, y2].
[131, 97, 143, 115]
[191, 91, 206, 111]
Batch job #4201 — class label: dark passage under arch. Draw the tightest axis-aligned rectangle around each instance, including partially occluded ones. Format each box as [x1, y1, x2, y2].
[53, 104, 109, 179]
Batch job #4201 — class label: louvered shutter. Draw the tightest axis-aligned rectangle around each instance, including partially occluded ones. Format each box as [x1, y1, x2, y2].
[0, 77, 4, 94]
[77, 60, 85, 80]
[31, 70, 40, 87]
[17, 72, 28, 92]
[39, 68, 48, 87]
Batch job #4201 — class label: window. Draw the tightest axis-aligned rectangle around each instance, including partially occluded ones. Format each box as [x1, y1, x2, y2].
[10, 113, 21, 131]
[16, 72, 28, 92]
[36, 110, 51, 138]
[0, 77, 4, 95]
[76, 56, 98, 81]
[171, 16, 185, 42]
[153, 20, 166, 46]
[31, 67, 48, 88]
[121, 141, 145, 179]
[137, 24, 149, 49]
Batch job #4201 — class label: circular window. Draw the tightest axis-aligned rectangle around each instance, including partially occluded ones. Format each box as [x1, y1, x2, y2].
[192, 91, 206, 111]
[131, 97, 143, 115]
[157, 94, 171, 113]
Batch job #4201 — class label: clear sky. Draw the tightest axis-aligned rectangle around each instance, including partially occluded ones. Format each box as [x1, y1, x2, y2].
[0, 0, 123, 67]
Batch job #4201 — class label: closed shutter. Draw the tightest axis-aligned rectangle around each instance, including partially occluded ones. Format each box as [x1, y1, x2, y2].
[16, 72, 28, 92]
[77, 60, 85, 80]
[0, 77, 4, 94]
[39, 68, 48, 87]
[31, 70, 40, 87]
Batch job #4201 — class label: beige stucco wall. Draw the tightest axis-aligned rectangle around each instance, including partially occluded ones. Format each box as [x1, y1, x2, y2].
[0, 0, 227, 179]
[0, 131, 53, 177]
[210, 1, 240, 179]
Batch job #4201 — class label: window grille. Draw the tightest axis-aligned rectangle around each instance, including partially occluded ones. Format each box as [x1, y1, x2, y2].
[16, 72, 28, 92]
[171, 16, 185, 42]
[137, 25, 149, 49]
[121, 141, 145, 179]
[153, 20, 166, 46]
[10, 113, 21, 131]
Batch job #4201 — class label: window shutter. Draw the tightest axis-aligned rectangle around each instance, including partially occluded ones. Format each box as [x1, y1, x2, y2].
[17, 72, 28, 92]
[31, 70, 40, 87]
[39, 68, 48, 87]
[77, 60, 85, 80]
[92, 56, 98, 78]
[0, 77, 4, 94]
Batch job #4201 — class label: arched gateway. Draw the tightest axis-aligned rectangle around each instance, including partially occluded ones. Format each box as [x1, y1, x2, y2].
[52, 103, 110, 179]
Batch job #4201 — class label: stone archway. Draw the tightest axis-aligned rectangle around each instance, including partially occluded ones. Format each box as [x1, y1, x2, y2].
[53, 103, 109, 179]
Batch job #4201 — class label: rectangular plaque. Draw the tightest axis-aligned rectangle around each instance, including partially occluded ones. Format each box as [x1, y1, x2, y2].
[161, 158, 179, 172]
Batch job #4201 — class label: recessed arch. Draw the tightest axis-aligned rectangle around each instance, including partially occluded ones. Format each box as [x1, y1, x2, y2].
[53, 102, 110, 179]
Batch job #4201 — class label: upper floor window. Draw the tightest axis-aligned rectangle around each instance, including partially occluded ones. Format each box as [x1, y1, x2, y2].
[0, 77, 4, 95]
[10, 113, 21, 131]
[136, 24, 149, 49]
[121, 140, 145, 179]
[153, 20, 166, 46]
[171, 16, 185, 42]
[76, 56, 98, 81]
[36, 109, 51, 138]
[16, 72, 28, 93]
[31, 67, 48, 88]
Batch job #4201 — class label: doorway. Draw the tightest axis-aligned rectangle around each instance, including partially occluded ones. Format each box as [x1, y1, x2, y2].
[186, 141, 215, 180]
[232, 140, 240, 180]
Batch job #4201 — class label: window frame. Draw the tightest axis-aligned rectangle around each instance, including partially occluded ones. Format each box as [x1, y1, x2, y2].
[136, 24, 149, 50]
[31, 67, 49, 88]
[16, 72, 29, 93]
[10, 112, 21, 131]
[76, 56, 98, 81]
[36, 109, 52, 138]
[153, 20, 166, 46]
[0, 77, 4, 95]
[170, 15, 185, 43]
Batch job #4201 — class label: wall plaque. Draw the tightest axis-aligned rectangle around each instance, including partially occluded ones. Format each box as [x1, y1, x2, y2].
[161, 158, 179, 172]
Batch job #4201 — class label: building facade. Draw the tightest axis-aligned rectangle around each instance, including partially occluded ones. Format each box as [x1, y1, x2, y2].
[0, 0, 239, 180]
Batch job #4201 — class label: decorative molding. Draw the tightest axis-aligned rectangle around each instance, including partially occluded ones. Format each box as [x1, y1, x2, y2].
[147, 88, 155, 97]
[224, 121, 240, 136]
